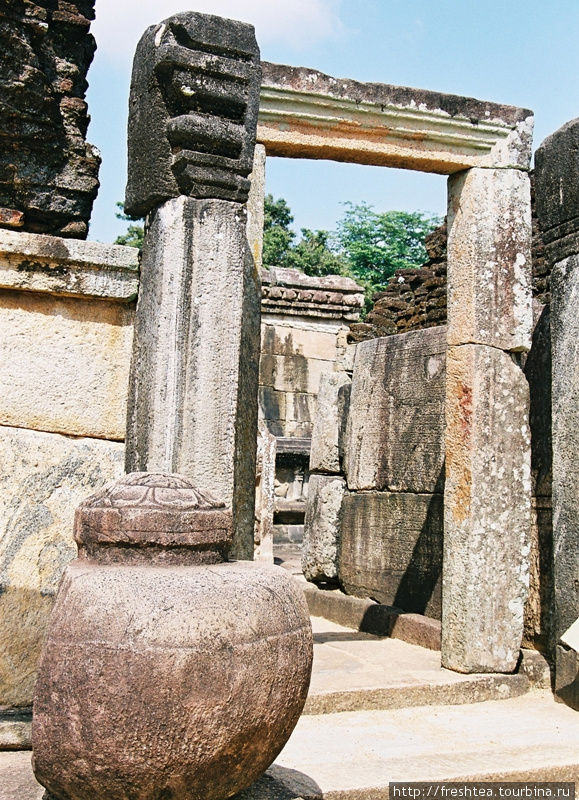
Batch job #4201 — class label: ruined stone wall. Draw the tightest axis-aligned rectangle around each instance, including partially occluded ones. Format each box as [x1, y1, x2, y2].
[259, 267, 364, 439]
[350, 175, 549, 345]
[304, 326, 446, 619]
[349, 224, 448, 343]
[0, 0, 100, 238]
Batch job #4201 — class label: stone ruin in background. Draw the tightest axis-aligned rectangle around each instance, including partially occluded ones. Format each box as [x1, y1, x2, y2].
[0, 1, 100, 237]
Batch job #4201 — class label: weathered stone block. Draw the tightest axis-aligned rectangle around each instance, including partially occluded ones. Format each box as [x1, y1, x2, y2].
[442, 344, 531, 673]
[338, 492, 443, 619]
[523, 303, 554, 654]
[302, 475, 346, 583]
[259, 353, 333, 395]
[285, 392, 316, 425]
[0, 229, 139, 300]
[523, 497, 554, 654]
[535, 118, 579, 265]
[555, 645, 579, 710]
[550, 254, 579, 642]
[0, 425, 124, 707]
[125, 196, 261, 559]
[0, 290, 133, 441]
[447, 168, 532, 352]
[344, 327, 446, 493]
[254, 422, 276, 563]
[525, 303, 552, 499]
[261, 323, 338, 362]
[309, 371, 351, 474]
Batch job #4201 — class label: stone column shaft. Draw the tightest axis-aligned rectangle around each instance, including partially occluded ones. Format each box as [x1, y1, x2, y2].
[551, 255, 579, 640]
[442, 167, 533, 672]
[535, 119, 579, 706]
[246, 144, 266, 272]
[125, 196, 261, 558]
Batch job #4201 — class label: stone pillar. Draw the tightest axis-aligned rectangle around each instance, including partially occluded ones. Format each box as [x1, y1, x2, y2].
[442, 167, 533, 672]
[125, 198, 260, 557]
[535, 118, 579, 705]
[254, 420, 276, 562]
[302, 371, 351, 583]
[123, 13, 262, 558]
[246, 144, 266, 272]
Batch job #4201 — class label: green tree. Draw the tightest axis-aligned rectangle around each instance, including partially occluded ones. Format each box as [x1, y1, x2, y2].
[262, 194, 295, 267]
[114, 202, 144, 249]
[282, 228, 349, 277]
[335, 202, 441, 292]
[262, 194, 349, 277]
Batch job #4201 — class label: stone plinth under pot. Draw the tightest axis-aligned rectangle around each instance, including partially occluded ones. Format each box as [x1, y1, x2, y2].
[32, 473, 313, 800]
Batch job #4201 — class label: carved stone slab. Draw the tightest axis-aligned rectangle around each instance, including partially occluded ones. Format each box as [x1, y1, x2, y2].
[535, 117, 579, 265]
[338, 491, 443, 619]
[125, 12, 261, 215]
[74, 472, 232, 551]
[344, 326, 446, 494]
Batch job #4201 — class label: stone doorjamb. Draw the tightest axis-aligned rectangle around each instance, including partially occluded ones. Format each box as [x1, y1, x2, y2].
[255, 62, 535, 673]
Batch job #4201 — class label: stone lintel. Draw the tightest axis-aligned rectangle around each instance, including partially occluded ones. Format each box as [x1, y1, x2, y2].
[443, 344, 532, 673]
[0, 230, 139, 301]
[447, 168, 532, 352]
[258, 63, 533, 173]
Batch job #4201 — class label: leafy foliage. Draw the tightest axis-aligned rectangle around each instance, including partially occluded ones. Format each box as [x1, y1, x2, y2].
[114, 202, 144, 249]
[282, 228, 350, 277]
[263, 194, 349, 277]
[262, 195, 441, 302]
[262, 194, 295, 267]
[335, 202, 441, 291]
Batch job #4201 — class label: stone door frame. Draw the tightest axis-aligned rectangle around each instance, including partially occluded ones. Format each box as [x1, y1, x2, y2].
[254, 62, 535, 672]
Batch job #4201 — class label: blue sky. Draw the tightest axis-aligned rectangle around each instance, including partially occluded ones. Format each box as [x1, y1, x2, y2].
[87, 0, 579, 243]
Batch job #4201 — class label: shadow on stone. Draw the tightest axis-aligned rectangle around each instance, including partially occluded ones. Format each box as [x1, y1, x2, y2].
[393, 474, 444, 618]
[233, 765, 323, 800]
[313, 630, 385, 644]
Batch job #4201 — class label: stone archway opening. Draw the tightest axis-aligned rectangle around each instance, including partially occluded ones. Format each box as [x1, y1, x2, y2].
[252, 61, 534, 674]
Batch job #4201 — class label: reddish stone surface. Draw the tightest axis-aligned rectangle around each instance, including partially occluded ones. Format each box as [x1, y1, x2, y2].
[32, 473, 313, 800]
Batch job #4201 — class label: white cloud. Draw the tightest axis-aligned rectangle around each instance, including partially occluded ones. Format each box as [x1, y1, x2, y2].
[92, 0, 343, 65]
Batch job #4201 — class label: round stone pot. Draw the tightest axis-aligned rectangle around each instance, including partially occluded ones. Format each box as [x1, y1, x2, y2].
[32, 474, 313, 800]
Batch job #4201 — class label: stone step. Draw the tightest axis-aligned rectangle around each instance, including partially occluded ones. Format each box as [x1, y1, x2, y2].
[4, 693, 579, 800]
[239, 693, 579, 799]
[306, 617, 531, 714]
[0, 615, 543, 751]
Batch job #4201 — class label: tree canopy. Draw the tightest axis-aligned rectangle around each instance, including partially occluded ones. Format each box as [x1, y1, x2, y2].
[262, 194, 440, 298]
